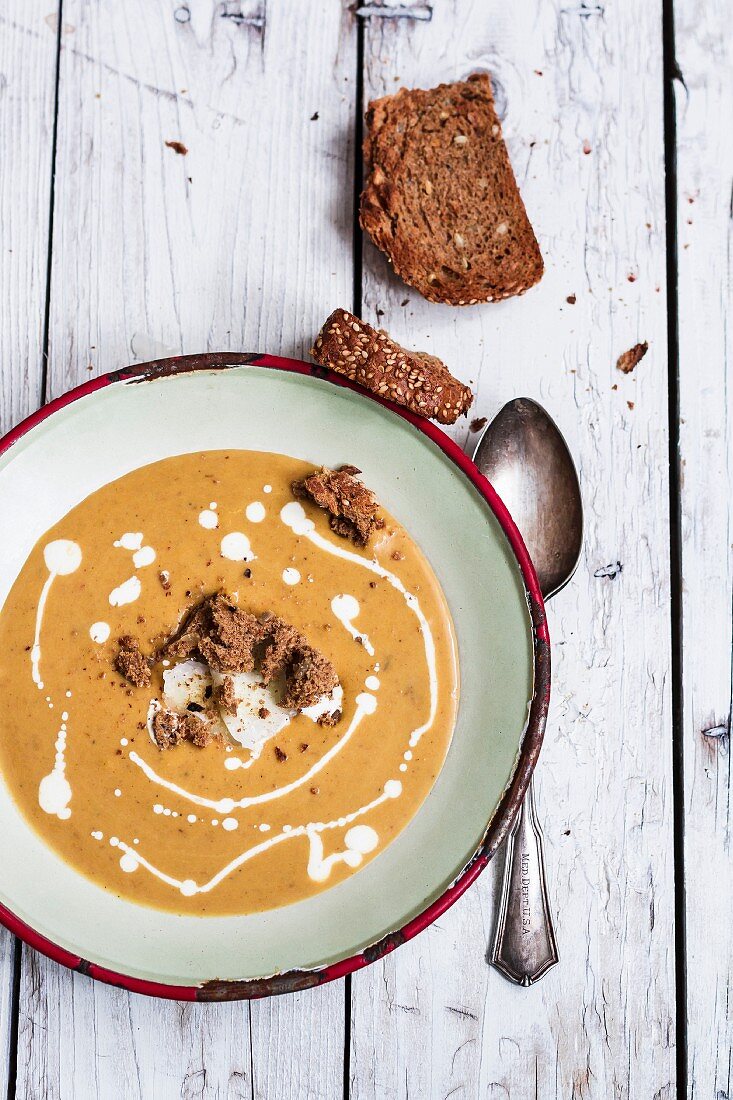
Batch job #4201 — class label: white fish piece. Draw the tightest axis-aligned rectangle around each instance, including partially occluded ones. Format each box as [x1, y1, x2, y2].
[159, 660, 228, 740]
[211, 670, 343, 748]
[162, 659, 212, 711]
[159, 660, 344, 756]
[211, 669, 292, 751]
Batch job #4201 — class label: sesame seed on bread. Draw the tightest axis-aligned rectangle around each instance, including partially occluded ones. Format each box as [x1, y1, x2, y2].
[359, 73, 543, 306]
[310, 308, 473, 425]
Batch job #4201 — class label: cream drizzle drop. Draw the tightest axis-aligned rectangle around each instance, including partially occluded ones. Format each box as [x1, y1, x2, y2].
[38, 716, 72, 819]
[132, 546, 156, 568]
[282, 567, 300, 586]
[245, 501, 266, 523]
[281, 502, 437, 748]
[90, 621, 111, 644]
[114, 532, 143, 551]
[220, 532, 255, 562]
[306, 831, 361, 881]
[198, 509, 218, 530]
[109, 575, 141, 607]
[280, 501, 315, 535]
[224, 753, 258, 772]
[307, 823, 380, 882]
[331, 594, 375, 655]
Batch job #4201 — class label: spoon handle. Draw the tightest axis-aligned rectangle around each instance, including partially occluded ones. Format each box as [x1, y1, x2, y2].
[490, 774, 559, 985]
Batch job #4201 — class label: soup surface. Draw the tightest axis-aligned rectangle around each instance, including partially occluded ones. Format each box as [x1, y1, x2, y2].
[0, 451, 458, 915]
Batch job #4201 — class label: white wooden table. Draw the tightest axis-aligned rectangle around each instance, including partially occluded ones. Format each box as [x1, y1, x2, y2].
[0, 1, 729, 1096]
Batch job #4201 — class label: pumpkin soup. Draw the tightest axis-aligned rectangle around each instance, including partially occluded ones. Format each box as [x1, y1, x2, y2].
[0, 451, 458, 916]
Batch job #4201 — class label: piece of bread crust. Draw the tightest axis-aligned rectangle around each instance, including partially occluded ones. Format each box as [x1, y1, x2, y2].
[292, 464, 384, 547]
[115, 636, 151, 688]
[310, 308, 473, 424]
[360, 73, 543, 305]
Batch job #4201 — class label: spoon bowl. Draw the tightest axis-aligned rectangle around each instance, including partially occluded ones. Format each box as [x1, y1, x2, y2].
[473, 398, 583, 600]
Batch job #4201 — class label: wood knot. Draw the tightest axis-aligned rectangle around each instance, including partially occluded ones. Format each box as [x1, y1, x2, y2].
[701, 723, 729, 740]
[594, 561, 622, 579]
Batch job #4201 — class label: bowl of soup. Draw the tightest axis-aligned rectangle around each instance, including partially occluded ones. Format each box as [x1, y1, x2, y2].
[0, 353, 549, 999]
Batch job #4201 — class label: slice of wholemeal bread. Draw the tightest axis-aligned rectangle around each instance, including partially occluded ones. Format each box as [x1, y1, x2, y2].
[310, 308, 473, 425]
[360, 73, 543, 305]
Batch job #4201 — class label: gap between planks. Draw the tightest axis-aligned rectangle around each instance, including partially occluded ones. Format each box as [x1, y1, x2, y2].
[661, 2, 688, 1098]
[344, 13, 366, 1099]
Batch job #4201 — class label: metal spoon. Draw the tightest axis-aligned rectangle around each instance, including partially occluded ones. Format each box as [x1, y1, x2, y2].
[473, 397, 583, 985]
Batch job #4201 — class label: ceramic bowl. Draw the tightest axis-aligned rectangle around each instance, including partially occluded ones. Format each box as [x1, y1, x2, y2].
[0, 353, 549, 999]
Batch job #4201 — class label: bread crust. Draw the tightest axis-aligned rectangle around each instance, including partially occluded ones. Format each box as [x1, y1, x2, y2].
[310, 309, 473, 424]
[360, 73, 543, 305]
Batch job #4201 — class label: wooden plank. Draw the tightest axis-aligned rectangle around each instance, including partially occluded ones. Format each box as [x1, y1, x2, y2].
[674, 0, 733, 1095]
[250, 990, 345, 1100]
[0, 936, 13, 1100]
[351, 1, 677, 1096]
[0, 1, 60, 1091]
[15, 2, 356, 1096]
[0, 0, 57, 435]
[46, 0, 357, 385]
[16, 961, 257, 1099]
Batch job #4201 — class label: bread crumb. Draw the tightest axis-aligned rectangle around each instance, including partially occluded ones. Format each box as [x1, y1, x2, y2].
[217, 675, 238, 715]
[293, 464, 384, 547]
[617, 342, 648, 374]
[151, 709, 218, 751]
[114, 637, 151, 688]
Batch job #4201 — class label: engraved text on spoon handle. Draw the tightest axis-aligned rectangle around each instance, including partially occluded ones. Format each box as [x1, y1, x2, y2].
[491, 774, 559, 986]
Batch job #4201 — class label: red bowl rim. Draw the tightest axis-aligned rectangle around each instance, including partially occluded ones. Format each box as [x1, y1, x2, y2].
[0, 351, 550, 1001]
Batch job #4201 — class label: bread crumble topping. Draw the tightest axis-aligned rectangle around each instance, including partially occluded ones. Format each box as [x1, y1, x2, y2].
[115, 593, 341, 749]
[293, 464, 384, 546]
[114, 636, 151, 688]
